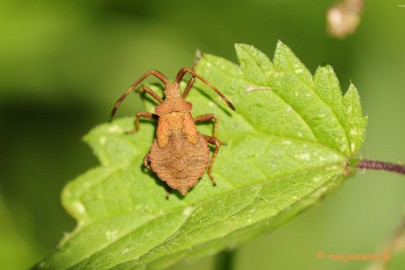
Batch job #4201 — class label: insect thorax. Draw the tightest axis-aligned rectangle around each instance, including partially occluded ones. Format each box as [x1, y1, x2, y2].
[156, 111, 198, 148]
[154, 97, 192, 116]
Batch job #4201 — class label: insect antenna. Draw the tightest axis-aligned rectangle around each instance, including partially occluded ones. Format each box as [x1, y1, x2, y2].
[111, 70, 168, 118]
[176, 68, 235, 111]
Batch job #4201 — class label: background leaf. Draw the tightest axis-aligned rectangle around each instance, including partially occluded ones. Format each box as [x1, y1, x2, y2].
[35, 42, 366, 270]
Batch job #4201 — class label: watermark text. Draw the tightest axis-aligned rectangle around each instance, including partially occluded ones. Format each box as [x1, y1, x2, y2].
[316, 251, 391, 263]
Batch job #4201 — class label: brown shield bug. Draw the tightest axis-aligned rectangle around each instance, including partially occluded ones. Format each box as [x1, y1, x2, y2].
[111, 68, 235, 195]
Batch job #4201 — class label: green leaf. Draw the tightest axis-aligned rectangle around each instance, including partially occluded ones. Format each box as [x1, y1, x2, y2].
[35, 42, 367, 269]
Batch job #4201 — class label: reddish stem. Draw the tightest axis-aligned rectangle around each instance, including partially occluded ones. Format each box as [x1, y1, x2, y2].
[357, 159, 405, 175]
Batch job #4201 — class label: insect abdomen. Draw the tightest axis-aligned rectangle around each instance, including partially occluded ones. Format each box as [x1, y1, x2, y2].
[149, 132, 209, 195]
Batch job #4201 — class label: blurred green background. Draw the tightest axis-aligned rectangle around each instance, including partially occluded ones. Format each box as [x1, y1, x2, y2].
[1, 0, 405, 269]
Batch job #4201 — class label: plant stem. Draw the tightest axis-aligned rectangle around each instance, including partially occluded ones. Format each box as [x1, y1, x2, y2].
[357, 159, 405, 175]
[215, 249, 236, 270]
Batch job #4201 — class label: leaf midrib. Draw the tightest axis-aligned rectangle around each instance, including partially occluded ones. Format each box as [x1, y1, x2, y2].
[76, 130, 346, 222]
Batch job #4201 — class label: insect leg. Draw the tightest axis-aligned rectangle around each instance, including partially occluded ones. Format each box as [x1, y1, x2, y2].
[202, 135, 222, 185]
[111, 70, 168, 118]
[126, 112, 158, 134]
[138, 86, 163, 104]
[165, 187, 172, 200]
[182, 76, 195, 98]
[143, 152, 152, 170]
[182, 55, 200, 98]
[175, 68, 235, 111]
[194, 114, 218, 139]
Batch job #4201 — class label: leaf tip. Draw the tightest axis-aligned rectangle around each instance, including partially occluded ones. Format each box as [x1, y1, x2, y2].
[345, 83, 360, 99]
[234, 43, 262, 58]
[314, 63, 335, 78]
[275, 40, 293, 56]
[343, 83, 368, 154]
[276, 39, 286, 48]
[319, 60, 329, 67]
[234, 43, 250, 50]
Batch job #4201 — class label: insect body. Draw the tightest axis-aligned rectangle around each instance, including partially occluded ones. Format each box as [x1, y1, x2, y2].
[111, 68, 235, 195]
